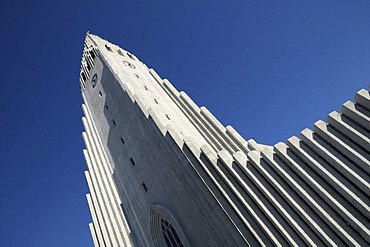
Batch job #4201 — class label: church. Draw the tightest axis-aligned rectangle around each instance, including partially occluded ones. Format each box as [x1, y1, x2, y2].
[79, 33, 370, 246]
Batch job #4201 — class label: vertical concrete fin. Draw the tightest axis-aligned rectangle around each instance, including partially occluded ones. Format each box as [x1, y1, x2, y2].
[341, 101, 370, 131]
[226, 126, 251, 154]
[83, 103, 133, 246]
[313, 120, 370, 175]
[247, 139, 262, 152]
[162, 78, 180, 98]
[149, 68, 164, 85]
[200, 107, 240, 153]
[327, 111, 370, 152]
[299, 129, 370, 243]
[217, 150, 274, 247]
[86, 192, 105, 247]
[355, 89, 370, 110]
[89, 223, 100, 247]
[273, 142, 342, 246]
[300, 126, 370, 212]
[246, 150, 301, 246]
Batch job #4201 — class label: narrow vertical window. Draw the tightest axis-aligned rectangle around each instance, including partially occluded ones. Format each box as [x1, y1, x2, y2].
[130, 157, 136, 167]
[112, 120, 116, 126]
[117, 49, 124, 56]
[98, 91, 102, 97]
[144, 86, 148, 91]
[135, 74, 140, 79]
[105, 105, 109, 110]
[105, 44, 112, 52]
[165, 114, 170, 120]
[127, 52, 135, 60]
[142, 182, 148, 192]
[81, 72, 86, 82]
[89, 50, 96, 60]
[154, 99, 159, 104]
[120, 138, 125, 144]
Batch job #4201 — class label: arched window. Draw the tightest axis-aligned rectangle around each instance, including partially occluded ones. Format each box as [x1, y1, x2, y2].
[161, 218, 183, 247]
[150, 205, 189, 247]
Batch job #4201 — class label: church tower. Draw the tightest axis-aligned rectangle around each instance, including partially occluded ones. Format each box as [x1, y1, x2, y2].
[79, 33, 370, 246]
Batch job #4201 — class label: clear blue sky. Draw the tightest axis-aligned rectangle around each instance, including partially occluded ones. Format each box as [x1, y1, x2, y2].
[0, 1, 369, 246]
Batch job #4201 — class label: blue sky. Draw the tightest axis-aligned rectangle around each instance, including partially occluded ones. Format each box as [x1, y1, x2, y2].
[0, 1, 369, 246]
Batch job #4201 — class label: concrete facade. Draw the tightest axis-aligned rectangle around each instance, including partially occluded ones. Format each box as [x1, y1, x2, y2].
[79, 34, 370, 246]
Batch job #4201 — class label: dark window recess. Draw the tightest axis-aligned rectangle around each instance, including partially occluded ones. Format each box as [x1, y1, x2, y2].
[105, 44, 112, 52]
[87, 63, 91, 71]
[105, 105, 109, 110]
[120, 138, 125, 144]
[89, 50, 96, 60]
[127, 52, 135, 60]
[135, 74, 140, 79]
[130, 157, 136, 167]
[112, 120, 116, 126]
[154, 99, 159, 104]
[81, 72, 86, 82]
[161, 218, 183, 247]
[142, 182, 148, 192]
[165, 114, 170, 120]
[144, 86, 148, 90]
[98, 91, 102, 97]
[117, 49, 124, 56]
